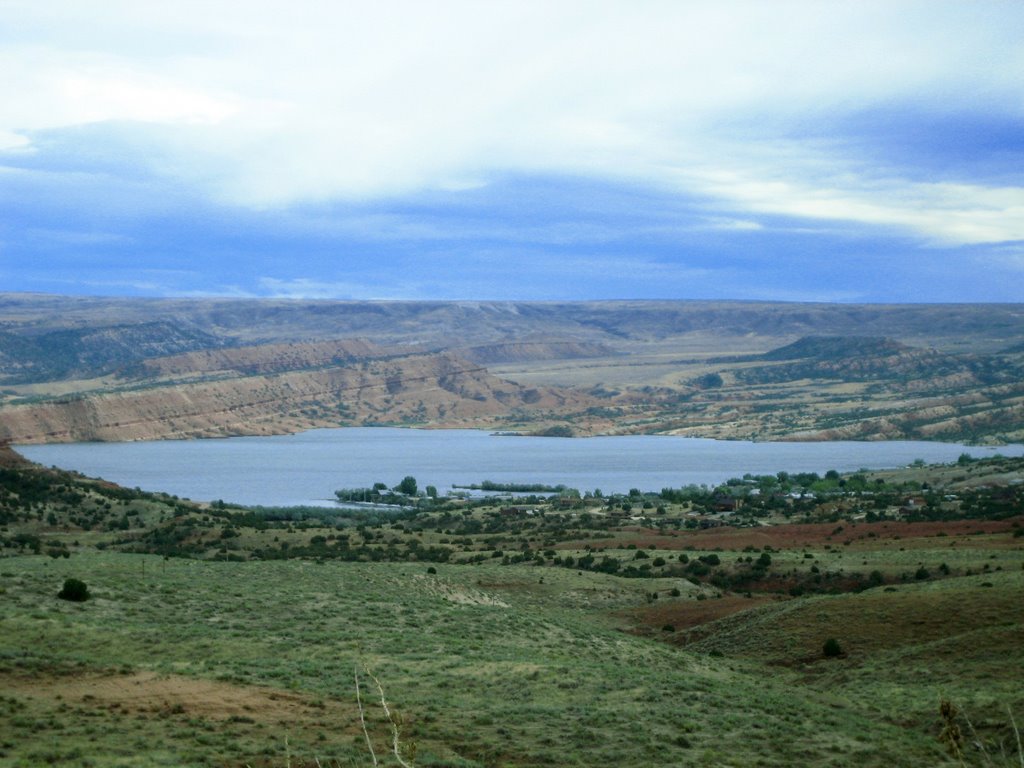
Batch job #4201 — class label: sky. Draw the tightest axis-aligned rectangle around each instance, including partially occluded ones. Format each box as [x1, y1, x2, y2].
[1, 0, 1023, 303]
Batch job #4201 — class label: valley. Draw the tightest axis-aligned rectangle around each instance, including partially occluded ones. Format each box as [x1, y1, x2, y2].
[2, 294, 1023, 765]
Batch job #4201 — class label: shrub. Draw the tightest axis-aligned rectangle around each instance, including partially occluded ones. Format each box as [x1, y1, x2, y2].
[685, 561, 711, 577]
[822, 638, 843, 658]
[57, 578, 89, 602]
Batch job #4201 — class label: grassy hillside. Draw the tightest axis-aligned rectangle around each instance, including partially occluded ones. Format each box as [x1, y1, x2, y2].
[7, 555, 1014, 767]
[1, 447, 1022, 766]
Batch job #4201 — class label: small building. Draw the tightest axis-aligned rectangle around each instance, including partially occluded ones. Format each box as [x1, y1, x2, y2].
[711, 494, 740, 513]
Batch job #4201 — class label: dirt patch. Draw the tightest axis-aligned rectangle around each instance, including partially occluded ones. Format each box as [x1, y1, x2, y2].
[1, 668, 342, 725]
[0, 442, 31, 467]
[621, 593, 779, 637]
[571, 516, 1024, 552]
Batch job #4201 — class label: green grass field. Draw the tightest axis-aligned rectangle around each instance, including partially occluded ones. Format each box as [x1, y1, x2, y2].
[3, 551, 1021, 767]
[2, 450, 1023, 766]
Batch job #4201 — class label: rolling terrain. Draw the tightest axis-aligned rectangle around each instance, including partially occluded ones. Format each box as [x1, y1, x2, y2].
[1, 442, 1022, 766]
[2, 294, 1024, 444]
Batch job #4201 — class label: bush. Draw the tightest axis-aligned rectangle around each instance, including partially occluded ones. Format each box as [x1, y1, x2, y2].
[822, 637, 843, 658]
[57, 578, 89, 602]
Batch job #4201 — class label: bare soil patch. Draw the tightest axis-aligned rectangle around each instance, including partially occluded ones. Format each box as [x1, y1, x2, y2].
[1, 668, 345, 726]
[623, 593, 779, 636]
[573, 516, 1024, 551]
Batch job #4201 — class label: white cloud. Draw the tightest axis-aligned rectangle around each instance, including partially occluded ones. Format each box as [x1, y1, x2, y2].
[687, 165, 1024, 245]
[256, 277, 378, 300]
[56, 72, 239, 126]
[705, 218, 764, 232]
[2, 0, 1023, 243]
[0, 45, 240, 143]
[0, 130, 31, 151]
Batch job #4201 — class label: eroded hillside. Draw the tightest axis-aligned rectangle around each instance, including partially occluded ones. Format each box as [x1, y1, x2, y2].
[0, 349, 591, 443]
[2, 295, 1023, 443]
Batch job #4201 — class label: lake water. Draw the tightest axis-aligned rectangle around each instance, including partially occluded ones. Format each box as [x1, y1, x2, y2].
[16, 428, 1024, 507]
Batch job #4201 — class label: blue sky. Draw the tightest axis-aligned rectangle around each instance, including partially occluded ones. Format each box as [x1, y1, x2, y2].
[1, 1, 1022, 302]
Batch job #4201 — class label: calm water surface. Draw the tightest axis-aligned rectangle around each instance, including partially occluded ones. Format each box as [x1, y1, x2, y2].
[17, 428, 1024, 507]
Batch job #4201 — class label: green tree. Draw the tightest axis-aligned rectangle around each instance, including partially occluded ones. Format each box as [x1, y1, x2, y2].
[395, 476, 418, 496]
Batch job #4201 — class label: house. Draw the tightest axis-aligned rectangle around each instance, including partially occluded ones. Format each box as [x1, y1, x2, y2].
[711, 493, 740, 513]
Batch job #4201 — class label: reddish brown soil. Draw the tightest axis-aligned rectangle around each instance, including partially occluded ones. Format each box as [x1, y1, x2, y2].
[564, 516, 1024, 552]
[624, 593, 780, 636]
[0, 442, 30, 467]
[1, 668, 349, 727]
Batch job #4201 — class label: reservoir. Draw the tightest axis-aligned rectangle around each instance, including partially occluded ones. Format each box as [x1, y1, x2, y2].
[17, 428, 1024, 508]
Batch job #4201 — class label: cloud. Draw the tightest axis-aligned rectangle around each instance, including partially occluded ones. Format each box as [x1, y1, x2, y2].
[0, 46, 240, 146]
[687, 164, 1024, 246]
[705, 218, 763, 232]
[256, 277, 380, 300]
[3, 3, 1022, 221]
[2, 0, 1024, 303]
[0, 130, 31, 151]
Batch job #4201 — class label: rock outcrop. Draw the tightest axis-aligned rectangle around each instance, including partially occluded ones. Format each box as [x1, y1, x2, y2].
[1, 352, 592, 444]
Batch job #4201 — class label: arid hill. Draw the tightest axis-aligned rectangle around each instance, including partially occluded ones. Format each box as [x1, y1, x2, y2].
[0, 322, 226, 384]
[0, 350, 591, 444]
[455, 340, 617, 365]
[121, 338, 393, 379]
[1, 294, 1023, 443]
[732, 336, 1010, 390]
[4, 294, 1024, 351]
